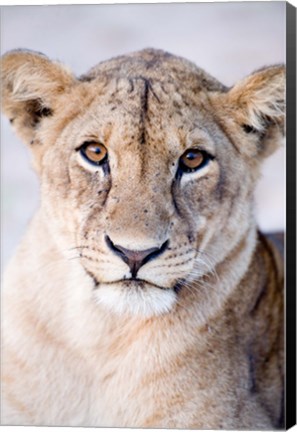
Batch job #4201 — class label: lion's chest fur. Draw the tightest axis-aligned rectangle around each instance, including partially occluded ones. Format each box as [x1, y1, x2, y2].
[2, 282, 260, 428]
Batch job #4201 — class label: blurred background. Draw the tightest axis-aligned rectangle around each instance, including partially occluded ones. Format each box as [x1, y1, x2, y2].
[1, 2, 286, 266]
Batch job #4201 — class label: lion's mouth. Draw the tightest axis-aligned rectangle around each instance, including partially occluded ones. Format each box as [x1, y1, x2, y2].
[99, 277, 169, 291]
[85, 267, 182, 295]
[84, 267, 180, 316]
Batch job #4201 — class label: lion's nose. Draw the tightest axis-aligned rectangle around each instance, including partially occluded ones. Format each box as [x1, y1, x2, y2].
[105, 235, 169, 278]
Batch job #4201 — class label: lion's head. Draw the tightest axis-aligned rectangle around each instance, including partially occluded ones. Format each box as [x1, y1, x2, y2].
[1, 49, 285, 317]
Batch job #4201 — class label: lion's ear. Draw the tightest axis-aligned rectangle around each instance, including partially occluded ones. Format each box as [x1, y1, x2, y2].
[229, 65, 285, 131]
[1, 49, 75, 143]
[214, 65, 285, 158]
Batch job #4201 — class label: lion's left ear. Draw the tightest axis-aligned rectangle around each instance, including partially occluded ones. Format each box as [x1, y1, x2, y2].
[213, 65, 285, 158]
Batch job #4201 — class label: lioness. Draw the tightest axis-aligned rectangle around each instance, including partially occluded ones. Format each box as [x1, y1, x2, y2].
[1, 49, 284, 428]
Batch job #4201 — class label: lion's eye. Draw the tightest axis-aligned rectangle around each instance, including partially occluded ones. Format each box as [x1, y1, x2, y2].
[179, 149, 210, 173]
[78, 142, 108, 165]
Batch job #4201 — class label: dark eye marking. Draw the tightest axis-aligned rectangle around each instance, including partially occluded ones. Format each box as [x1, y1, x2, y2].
[242, 124, 259, 134]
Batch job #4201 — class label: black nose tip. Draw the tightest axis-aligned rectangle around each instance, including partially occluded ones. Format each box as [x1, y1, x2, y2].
[105, 235, 169, 278]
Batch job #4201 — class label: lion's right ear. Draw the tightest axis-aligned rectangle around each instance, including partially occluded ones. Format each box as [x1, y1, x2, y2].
[1, 49, 75, 143]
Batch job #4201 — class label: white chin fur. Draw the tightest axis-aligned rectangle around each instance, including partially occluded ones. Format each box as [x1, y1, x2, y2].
[93, 283, 177, 317]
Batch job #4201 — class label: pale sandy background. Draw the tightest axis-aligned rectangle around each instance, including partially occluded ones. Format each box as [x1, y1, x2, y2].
[1, 2, 286, 266]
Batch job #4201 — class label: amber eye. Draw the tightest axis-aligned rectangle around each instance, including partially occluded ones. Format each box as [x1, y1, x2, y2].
[79, 141, 108, 166]
[179, 149, 210, 173]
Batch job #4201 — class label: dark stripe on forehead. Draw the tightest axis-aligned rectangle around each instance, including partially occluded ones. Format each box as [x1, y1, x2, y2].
[133, 77, 149, 146]
[142, 78, 150, 114]
[132, 76, 161, 145]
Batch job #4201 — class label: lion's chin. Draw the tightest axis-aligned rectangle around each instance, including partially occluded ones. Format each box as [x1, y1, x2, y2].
[93, 280, 177, 317]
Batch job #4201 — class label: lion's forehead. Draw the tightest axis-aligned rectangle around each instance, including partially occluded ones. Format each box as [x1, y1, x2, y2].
[76, 76, 214, 152]
[80, 48, 227, 94]
[95, 75, 198, 113]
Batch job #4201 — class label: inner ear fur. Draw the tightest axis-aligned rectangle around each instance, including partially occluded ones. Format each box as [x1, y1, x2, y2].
[1, 49, 75, 143]
[229, 65, 285, 131]
[212, 65, 285, 158]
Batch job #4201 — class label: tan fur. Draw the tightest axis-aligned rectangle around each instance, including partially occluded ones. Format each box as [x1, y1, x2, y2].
[1, 49, 284, 428]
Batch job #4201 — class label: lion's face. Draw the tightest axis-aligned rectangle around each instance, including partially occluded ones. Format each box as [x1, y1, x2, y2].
[1, 49, 285, 317]
[39, 78, 269, 317]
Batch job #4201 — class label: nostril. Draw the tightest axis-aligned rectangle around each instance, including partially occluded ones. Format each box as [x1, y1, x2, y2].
[105, 235, 125, 259]
[105, 235, 169, 277]
[141, 240, 169, 266]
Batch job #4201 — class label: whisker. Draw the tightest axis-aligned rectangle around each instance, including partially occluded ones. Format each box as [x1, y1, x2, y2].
[80, 254, 113, 265]
[66, 245, 107, 255]
[67, 246, 90, 251]
[193, 249, 220, 283]
[67, 255, 81, 261]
